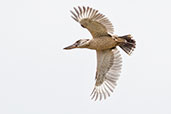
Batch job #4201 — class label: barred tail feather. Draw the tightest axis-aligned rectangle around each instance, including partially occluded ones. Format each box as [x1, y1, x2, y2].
[119, 35, 136, 55]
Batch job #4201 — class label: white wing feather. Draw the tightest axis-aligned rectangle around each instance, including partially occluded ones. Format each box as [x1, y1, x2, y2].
[70, 6, 114, 36]
[91, 48, 122, 101]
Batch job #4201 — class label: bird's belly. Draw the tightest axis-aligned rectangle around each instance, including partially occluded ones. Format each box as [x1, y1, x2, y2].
[89, 38, 117, 50]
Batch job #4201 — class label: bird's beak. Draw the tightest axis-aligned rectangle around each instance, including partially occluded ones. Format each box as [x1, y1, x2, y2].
[63, 43, 77, 50]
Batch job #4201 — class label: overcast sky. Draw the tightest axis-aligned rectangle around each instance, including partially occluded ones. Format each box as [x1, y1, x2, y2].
[0, 0, 171, 114]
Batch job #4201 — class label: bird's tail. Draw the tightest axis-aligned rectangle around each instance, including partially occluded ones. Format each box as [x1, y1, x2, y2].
[118, 34, 136, 55]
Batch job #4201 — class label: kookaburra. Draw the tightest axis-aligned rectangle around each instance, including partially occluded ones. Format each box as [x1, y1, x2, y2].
[64, 6, 136, 101]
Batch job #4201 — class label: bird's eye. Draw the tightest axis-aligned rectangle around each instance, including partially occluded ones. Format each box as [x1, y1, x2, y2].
[81, 24, 85, 28]
[76, 40, 80, 43]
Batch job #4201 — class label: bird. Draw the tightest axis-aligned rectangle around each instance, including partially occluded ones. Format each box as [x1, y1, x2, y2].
[64, 6, 136, 101]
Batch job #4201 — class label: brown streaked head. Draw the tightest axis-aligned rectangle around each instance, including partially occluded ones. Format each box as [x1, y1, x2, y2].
[63, 39, 90, 50]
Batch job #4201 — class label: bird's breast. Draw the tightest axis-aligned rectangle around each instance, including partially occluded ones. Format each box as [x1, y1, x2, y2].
[88, 37, 118, 50]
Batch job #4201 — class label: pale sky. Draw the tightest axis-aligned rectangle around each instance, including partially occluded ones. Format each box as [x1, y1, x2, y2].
[0, 0, 171, 114]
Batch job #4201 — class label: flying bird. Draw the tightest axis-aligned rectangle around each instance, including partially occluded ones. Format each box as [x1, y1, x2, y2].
[64, 6, 136, 101]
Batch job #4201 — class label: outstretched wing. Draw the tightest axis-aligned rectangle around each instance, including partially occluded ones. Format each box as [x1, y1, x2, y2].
[70, 6, 114, 38]
[91, 48, 122, 101]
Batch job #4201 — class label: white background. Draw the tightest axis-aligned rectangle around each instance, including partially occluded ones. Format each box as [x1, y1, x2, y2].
[0, 0, 171, 114]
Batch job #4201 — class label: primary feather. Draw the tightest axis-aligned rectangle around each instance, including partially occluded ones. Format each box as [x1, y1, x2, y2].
[70, 6, 114, 37]
[91, 48, 122, 101]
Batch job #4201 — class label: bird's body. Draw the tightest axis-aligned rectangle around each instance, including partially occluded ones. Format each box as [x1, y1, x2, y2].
[87, 36, 118, 50]
[64, 6, 136, 101]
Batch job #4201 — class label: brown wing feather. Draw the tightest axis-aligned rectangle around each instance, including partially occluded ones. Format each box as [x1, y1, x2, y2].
[70, 6, 114, 38]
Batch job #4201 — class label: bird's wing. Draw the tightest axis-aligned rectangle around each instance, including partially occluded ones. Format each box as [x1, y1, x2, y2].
[70, 6, 114, 38]
[91, 48, 122, 101]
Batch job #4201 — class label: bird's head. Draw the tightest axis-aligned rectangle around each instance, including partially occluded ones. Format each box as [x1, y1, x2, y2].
[64, 39, 90, 50]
